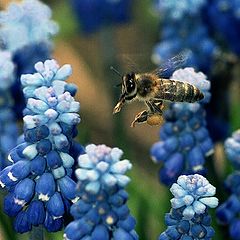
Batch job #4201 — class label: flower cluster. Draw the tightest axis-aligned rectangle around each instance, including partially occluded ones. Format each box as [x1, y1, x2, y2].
[0, 0, 58, 118]
[0, 50, 18, 169]
[153, 0, 206, 20]
[0, 0, 58, 52]
[204, 0, 240, 56]
[152, 0, 239, 142]
[64, 144, 138, 240]
[159, 174, 218, 240]
[0, 59, 83, 233]
[216, 130, 240, 239]
[152, 0, 217, 73]
[151, 68, 213, 186]
[70, 0, 132, 34]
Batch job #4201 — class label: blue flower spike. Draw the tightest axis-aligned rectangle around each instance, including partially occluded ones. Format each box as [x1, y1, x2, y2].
[0, 0, 59, 119]
[0, 59, 83, 233]
[70, 0, 132, 34]
[64, 144, 138, 240]
[152, 0, 217, 73]
[217, 129, 240, 239]
[170, 174, 218, 220]
[151, 67, 213, 186]
[0, 0, 58, 52]
[159, 174, 218, 240]
[154, 0, 206, 20]
[0, 50, 18, 169]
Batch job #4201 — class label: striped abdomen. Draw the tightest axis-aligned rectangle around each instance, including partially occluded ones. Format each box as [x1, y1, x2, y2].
[156, 79, 204, 103]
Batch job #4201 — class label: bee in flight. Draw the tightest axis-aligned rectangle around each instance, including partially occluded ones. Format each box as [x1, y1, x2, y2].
[112, 53, 204, 127]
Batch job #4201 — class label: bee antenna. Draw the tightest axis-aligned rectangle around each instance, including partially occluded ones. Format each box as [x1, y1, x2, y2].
[114, 82, 122, 88]
[110, 66, 122, 77]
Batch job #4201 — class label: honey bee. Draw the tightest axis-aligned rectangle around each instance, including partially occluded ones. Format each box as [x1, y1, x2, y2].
[112, 54, 204, 127]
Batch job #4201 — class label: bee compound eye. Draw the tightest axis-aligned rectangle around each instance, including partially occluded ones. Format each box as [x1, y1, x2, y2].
[126, 79, 135, 93]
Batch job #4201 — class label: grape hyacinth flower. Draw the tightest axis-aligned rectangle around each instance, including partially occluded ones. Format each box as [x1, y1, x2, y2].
[153, 0, 206, 20]
[216, 130, 240, 239]
[0, 50, 18, 169]
[152, 0, 217, 73]
[204, 0, 240, 56]
[159, 174, 218, 240]
[0, 0, 58, 52]
[0, 0, 59, 118]
[151, 68, 213, 186]
[64, 144, 138, 240]
[152, 0, 238, 143]
[70, 0, 132, 34]
[0, 59, 83, 233]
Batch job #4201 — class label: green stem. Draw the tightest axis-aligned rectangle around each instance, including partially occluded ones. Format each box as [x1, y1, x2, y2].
[29, 225, 44, 240]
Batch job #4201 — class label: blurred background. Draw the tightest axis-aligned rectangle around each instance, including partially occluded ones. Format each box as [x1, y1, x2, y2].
[0, 0, 240, 239]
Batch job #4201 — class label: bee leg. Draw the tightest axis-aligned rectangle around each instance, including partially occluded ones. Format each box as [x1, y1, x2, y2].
[146, 99, 164, 114]
[130, 110, 149, 127]
[131, 100, 164, 127]
[113, 98, 125, 114]
[143, 100, 164, 126]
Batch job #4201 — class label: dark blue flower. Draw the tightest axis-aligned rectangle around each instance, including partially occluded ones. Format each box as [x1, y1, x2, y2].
[27, 200, 46, 225]
[204, 0, 240, 56]
[159, 174, 218, 239]
[216, 130, 240, 239]
[64, 144, 138, 240]
[14, 211, 32, 233]
[151, 68, 213, 186]
[70, 0, 132, 34]
[0, 50, 18, 169]
[151, 1, 217, 73]
[0, 60, 83, 233]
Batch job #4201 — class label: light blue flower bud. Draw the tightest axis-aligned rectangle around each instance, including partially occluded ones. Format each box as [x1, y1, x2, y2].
[60, 152, 74, 169]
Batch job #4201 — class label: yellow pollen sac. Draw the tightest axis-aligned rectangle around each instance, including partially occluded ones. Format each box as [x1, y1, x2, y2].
[147, 114, 163, 126]
[106, 216, 114, 225]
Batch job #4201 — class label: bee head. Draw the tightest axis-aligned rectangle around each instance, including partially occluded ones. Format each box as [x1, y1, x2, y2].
[122, 72, 136, 95]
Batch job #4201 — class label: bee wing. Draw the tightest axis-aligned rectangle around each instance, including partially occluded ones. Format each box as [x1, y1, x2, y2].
[152, 50, 190, 77]
[117, 53, 141, 73]
[118, 53, 155, 73]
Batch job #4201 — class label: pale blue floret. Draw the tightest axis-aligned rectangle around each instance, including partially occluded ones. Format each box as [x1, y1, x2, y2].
[170, 174, 218, 220]
[21, 60, 73, 99]
[0, 0, 58, 52]
[76, 144, 132, 195]
[0, 50, 18, 169]
[154, 0, 206, 19]
[224, 129, 240, 168]
[0, 50, 15, 89]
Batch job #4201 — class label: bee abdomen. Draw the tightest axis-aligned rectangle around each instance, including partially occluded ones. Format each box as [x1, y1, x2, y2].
[180, 82, 204, 103]
[158, 79, 204, 103]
